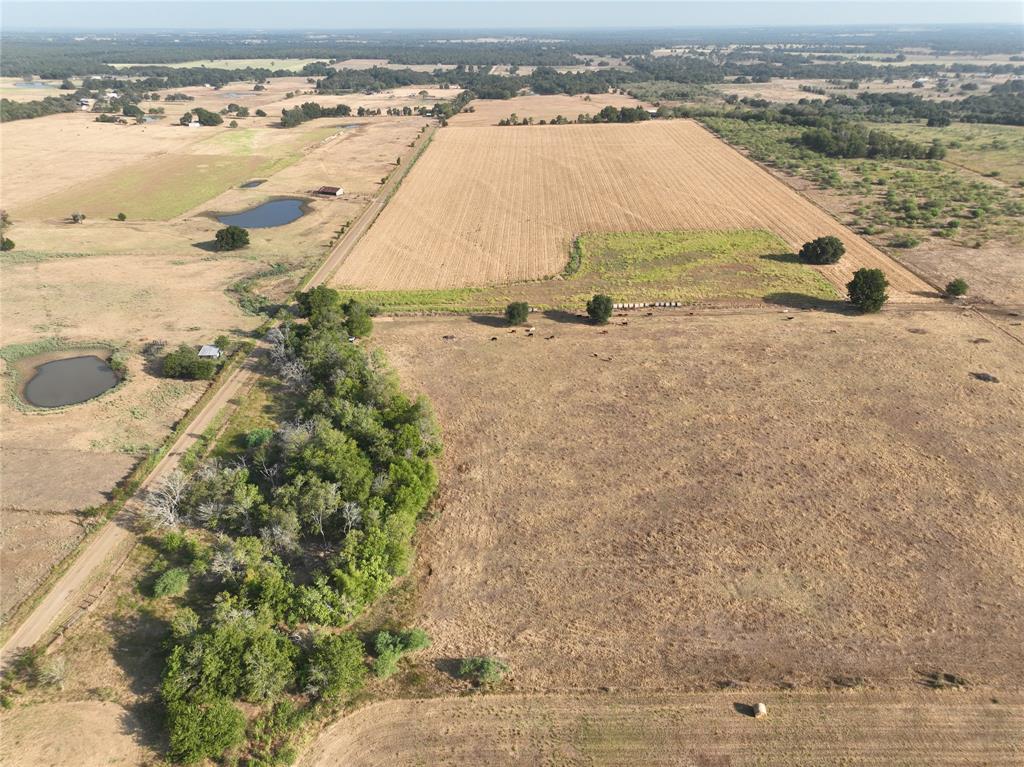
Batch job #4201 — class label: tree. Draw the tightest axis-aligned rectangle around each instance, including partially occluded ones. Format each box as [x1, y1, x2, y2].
[179, 111, 193, 126]
[70, 212, 86, 223]
[215, 225, 249, 251]
[255, 108, 267, 117]
[847, 268, 889, 313]
[1, 237, 13, 251]
[166, 698, 246, 764]
[505, 301, 529, 325]
[162, 345, 216, 379]
[798, 236, 845, 265]
[229, 119, 238, 128]
[302, 632, 367, 701]
[586, 294, 613, 324]
[946, 277, 969, 297]
[117, 212, 127, 221]
[343, 299, 373, 337]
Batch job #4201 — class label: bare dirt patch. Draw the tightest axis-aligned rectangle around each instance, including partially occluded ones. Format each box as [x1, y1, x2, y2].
[375, 309, 1024, 692]
[332, 121, 930, 299]
[303, 691, 1024, 767]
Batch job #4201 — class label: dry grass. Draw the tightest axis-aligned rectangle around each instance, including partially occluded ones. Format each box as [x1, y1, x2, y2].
[302, 691, 1024, 767]
[449, 92, 648, 127]
[375, 309, 1024, 692]
[332, 120, 930, 299]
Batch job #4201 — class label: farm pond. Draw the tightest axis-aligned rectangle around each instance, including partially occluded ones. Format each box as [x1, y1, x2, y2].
[215, 197, 307, 228]
[21, 354, 119, 408]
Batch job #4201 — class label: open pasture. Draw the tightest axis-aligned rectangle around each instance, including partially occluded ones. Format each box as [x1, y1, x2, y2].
[111, 57, 324, 71]
[374, 308, 1024, 693]
[448, 92, 647, 126]
[332, 120, 930, 300]
[332, 58, 457, 73]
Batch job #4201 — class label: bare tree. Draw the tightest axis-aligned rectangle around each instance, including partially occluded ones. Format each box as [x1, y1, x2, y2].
[143, 470, 189, 528]
[338, 502, 362, 536]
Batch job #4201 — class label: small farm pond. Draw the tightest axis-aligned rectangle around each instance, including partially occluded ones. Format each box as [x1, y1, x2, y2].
[215, 197, 307, 228]
[14, 81, 55, 89]
[23, 354, 119, 408]
[240, 179, 266, 188]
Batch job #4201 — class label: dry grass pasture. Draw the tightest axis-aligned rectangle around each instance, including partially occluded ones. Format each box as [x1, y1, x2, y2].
[449, 92, 648, 126]
[302, 691, 1024, 767]
[332, 120, 929, 299]
[375, 309, 1024, 692]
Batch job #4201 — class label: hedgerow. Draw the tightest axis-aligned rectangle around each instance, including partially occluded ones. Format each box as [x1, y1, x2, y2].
[148, 286, 441, 763]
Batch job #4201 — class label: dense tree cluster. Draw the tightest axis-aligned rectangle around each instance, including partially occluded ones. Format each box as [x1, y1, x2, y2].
[162, 345, 218, 380]
[0, 94, 76, 122]
[800, 122, 944, 160]
[280, 101, 352, 128]
[150, 286, 440, 762]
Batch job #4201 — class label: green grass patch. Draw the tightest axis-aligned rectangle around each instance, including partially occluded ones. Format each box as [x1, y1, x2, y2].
[338, 229, 837, 314]
[209, 376, 296, 463]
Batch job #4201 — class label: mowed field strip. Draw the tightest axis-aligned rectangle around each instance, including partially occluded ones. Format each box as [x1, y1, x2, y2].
[301, 692, 1024, 767]
[331, 120, 931, 300]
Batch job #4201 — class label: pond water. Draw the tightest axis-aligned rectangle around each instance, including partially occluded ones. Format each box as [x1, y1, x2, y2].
[240, 179, 266, 188]
[14, 81, 55, 89]
[216, 198, 306, 228]
[142, 115, 165, 123]
[23, 355, 119, 408]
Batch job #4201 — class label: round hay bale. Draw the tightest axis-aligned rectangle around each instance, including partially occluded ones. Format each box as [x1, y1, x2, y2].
[754, 702, 768, 719]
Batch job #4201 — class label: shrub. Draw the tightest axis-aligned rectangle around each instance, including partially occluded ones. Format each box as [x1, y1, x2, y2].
[166, 697, 246, 765]
[458, 656, 508, 687]
[70, 212, 86, 223]
[1, 237, 14, 251]
[504, 302, 530, 325]
[117, 212, 127, 221]
[371, 628, 431, 679]
[946, 277, 969, 297]
[255, 109, 267, 117]
[798, 235, 845, 265]
[246, 427, 274, 450]
[215, 225, 249, 251]
[586, 294, 613, 324]
[847, 268, 889, 313]
[162, 345, 216, 380]
[888, 234, 921, 248]
[152, 567, 189, 598]
[229, 120, 238, 128]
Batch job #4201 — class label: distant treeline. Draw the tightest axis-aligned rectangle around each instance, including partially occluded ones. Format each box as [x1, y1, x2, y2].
[633, 52, 1024, 87]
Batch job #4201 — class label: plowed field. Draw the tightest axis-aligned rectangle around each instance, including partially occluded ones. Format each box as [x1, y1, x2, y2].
[331, 120, 930, 301]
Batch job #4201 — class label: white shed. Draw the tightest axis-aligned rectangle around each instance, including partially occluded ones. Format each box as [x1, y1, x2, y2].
[198, 345, 221, 358]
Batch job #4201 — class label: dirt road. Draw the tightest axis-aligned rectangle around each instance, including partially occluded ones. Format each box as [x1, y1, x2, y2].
[0, 122, 438, 667]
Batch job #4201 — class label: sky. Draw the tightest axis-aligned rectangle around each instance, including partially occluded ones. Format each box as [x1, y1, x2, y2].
[2, 1, 1022, 31]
